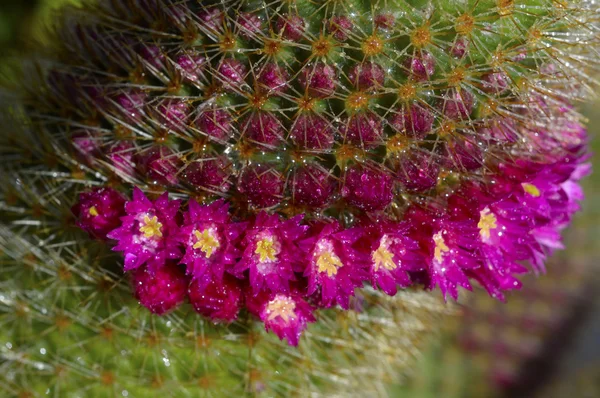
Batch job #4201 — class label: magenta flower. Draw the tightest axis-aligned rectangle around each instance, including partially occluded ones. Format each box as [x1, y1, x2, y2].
[233, 212, 307, 295]
[298, 220, 367, 309]
[131, 264, 188, 315]
[72, 187, 126, 240]
[359, 220, 424, 296]
[107, 188, 181, 273]
[247, 290, 316, 346]
[188, 274, 244, 323]
[178, 199, 244, 289]
[406, 206, 480, 300]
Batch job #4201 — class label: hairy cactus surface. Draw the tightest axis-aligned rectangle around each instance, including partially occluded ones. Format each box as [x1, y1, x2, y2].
[0, 0, 598, 396]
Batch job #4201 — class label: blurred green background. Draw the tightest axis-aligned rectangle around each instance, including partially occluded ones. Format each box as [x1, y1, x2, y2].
[1, 1, 598, 397]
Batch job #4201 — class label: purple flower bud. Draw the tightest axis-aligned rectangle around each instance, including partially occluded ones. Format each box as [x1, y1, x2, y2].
[290, 113, 335, 151]
[174, 51, 206, 82]
[277, 14, 306, 41]
[340, 112, 384, 149]
[348, 62, 385, 90]
[442, 139, 484, 171]
[139, 44, 165, 70]
[389, 103, 434, 139]
[182, 156, 232, 193]
[107, 141, 136, 178]
[374, 13, 395, 30]
[236, 12, 263, 39]
[298, 63, 337, 98]
[242, 112, 285, 148]
[451, 37, 469, 58]
[481, 71, 509, 94]
[404, 51, 435, 81]
[114, 90, 147, 122]
[189, 275, 243, 323]
[131, 265, 188, 315]
[72, 130, 101, 163]
[394, 149, 440, 192]
[154, 98, 190, 130]
[328, 15, 353, 41]
[194, 108, 232, 141]
[292, 164, 336, 208]
[197, 7, 224, 32]
[238, 164, 284, 208]
[136, 146, 181, 186]
[438, 88, 475, 120]
[257, 63, 290, 95]
[217, 58, 247, 90]
[72, 187, 126, 240]
[342, 164, 394, 211]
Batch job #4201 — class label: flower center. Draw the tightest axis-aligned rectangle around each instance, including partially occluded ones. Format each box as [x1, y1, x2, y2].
[433, 231, 449, 263]
[265, 295, 296, 323]
[478, 208, 498, 241]
[139, 215, 163, 239]
[522, 182, 541, 197]
[88, 206, 99, 217]
[362, 34, 384, 56]
[372, 236, 397, 271]
[315, 240, 343, 277]
[192, 228, 220, 258]
[255, 236, 279, 263]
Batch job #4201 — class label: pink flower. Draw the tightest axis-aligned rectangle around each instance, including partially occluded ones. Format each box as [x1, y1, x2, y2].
[72, 187, 126, 240]
[247, 290, 316, 346]
[233, 213, 307, 295]
[107, 188, 181, 273]
[299, 220, 367, 309]
[359, 220, 424, 296]
[178, 199, 244, 289]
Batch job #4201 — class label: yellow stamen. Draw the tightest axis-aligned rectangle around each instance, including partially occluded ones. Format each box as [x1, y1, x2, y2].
[433, 231, 450, 263]
[316, 241, 343, 277]
[255, 237, 278, 263]
[192, 229, 220, 258]
[266, 296, 296, 323]
[522, 183, 541, 197]
[372, 236, 397, 271]
[139, 215, 163, 239]
[88, 206, 99, 217]
[362, 34, 384, 56]
[478, 208, 498, 241]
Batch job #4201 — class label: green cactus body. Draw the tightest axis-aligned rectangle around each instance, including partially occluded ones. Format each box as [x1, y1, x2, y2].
[0, 0, 597, 396]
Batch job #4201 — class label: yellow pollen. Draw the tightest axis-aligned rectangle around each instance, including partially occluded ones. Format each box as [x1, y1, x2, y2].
[522, 183, 541, 197]
[397, 83, 416, 101]
[411, 25, 432, 47]
[266, 296, 296, 323]
[447, 67, 466, 86]
[219, 33, 236, 51]
[386, 134, 409, 154]
[372, 237, 397, 271]
[139, 215, 163, 239]
[362, 34, 384, 56]
[88, 206, 99, 217]
[263, 39, 281, 56]
[312, 36, 332, 57]
[455, 13, 475, 35]
[478, 208, 498, 241]
[316, 249, 343, 277]
[497, 0, 514, 16]
[255, 238, 278, 263]
[346, 91, 370, 111]
[433, 232, 450, 263]
[192, 229, 220, 258]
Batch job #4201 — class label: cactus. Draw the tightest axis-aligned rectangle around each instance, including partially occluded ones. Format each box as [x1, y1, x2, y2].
[0, 0, 598, 396]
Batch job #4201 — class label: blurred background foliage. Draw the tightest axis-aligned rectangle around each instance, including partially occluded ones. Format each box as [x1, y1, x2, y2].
[0, 0, 598, 397]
